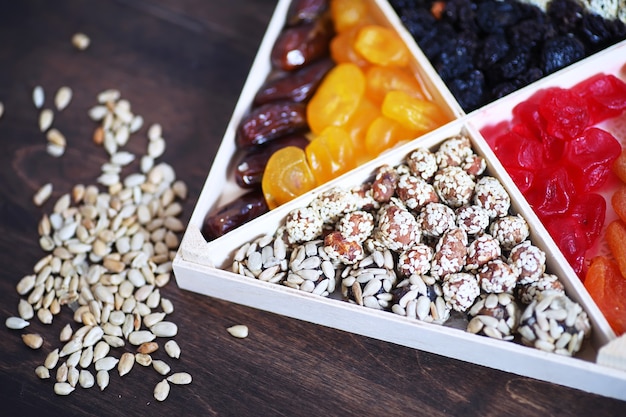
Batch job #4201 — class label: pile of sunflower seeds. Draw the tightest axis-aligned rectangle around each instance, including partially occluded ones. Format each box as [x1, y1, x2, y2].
[229, 133, 592, 357]
[5, 86, 192, 402]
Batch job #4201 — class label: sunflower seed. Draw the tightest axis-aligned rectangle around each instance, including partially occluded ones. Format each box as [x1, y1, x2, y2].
[59, 323, 73, 342]
[33, 183, 53, 206]
[96, 370, 109, 391]
[118, 352, 135, 376]
[226, 324, 248, 339]
[103, 335, 125, 348]
[35, 365, 50, 379]
[137, 341, 159, 355]
[165, 372, 191, 386]
[67, 365, 79, 387]
[56, 362, 68, 382]
[46, 128, 66, 147]
[154, 379, 170, 402]
[79, 369, 95, 388]
[83, 325, 104, 347]
[71, 32, 90, 50]
[54, 86, 72, 111]
[46, 142, 65, 157]
[54, 382, 75, 396]
[44, 348, 60, 369]
[95, 356, 118, 372]
[33, 85, 44, 108]
[5, 316, 30, 330]
[128, 330, 155, 345]
[97, 89, 120, 104]
[39, 108, 54, 132]
[0, 101, 4, 119]
[22, 333, 43, 349]
[80, 345, 94, 368]
[164, 340, 180, 359]
[152, 359, 170, 375]
[135, 353, 152, 366]
[150, 321, 177, 337]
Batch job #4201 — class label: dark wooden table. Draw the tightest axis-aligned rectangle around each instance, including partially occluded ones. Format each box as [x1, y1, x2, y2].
[0, 1, 624, 415]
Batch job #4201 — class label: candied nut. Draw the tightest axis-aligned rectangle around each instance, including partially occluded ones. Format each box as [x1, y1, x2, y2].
[397, 244, 433, 277]
[324, 231, 365, 265]
[477, 259, 518, 293]
[371, 165, 399, 203]
[407, 147, 437, 180]
[433, 166, 475, 208]
[337, 210, 374, 242]
[431, 227, 468, 280]
[373, 202, 421, 252]
[419, 202, 456, 237]
[465, 233, 501, 271]
[396, 174, 438, 210]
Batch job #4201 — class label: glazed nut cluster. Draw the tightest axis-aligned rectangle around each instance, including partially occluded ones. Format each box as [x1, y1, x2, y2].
[230, 134, 591, 356]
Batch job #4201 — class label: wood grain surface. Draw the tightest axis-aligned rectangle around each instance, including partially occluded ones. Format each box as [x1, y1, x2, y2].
[0, 1, 624, 416]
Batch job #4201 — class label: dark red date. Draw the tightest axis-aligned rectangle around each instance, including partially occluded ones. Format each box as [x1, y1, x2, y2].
[201, 189, 269, 241]
[236, 101, 308, 148]
[234, 134, 310, 188]
[286, 0, 329, 26]
[270, 14, 334, 71]
[253, 58, 334, 106]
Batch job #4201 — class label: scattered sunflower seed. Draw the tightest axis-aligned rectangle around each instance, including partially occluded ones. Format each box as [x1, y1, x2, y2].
[154, 379, 170, 402]
[33, 183, 53, 206]
[152, 359, 170, 375]
[0, 101, 4, 119]
[227, 324, 249, 339]
[22, 333, 43, 349]
[96, 370, 109, 391]
[54, 382, 75, 396]
[33, 86, 44, 109]
[54, 86, 72, 111]
[5, 316, 30, 330]
[39, 108, 53, 132]
[167, 372, 192, 385]
[71, 32, 90, 50]
[164, 340, 180, 359]
[35, 365, 50, 379]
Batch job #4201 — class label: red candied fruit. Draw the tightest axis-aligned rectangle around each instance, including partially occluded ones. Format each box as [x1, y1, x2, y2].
[563, 127, 622, 192]
[567, 192, 606, 248]
[544, 216, 587, 277]
[524, 165, 576, 216]
[585, 256, 626, 335]
[572, 73, 626, 125]
[537, 87, 589, 142]
[493, 130, 544, 171]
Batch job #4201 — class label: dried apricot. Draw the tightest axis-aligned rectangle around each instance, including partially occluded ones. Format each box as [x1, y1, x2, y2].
[585, 256, 626, 335]
[262, 146, 317, 209]
[381, 90, 446, 134]
[306, 126, 356, 184]
[329, 25, 370, 69]
[365, 65, 426, 106]
[606, 219, 626, 278]
[611, 184, 626, 224]
[330, 0, 373, 33]
[342, 97, 379, 163]
[365, 116, 417, 157]
[307, 63, 366, 135]
[354, 25, 410, 68]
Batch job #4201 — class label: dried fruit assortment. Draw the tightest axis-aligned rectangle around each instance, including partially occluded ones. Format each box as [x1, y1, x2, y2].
[389, 0, 626, 112]
[480, 73, 626, 280]
[229, 133, 591, 356]
[203, 0, 450, 239]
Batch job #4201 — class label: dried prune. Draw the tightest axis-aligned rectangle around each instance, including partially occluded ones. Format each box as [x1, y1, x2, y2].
[253, 58, 334, 106]
[286, 0, 329, 26]
[540, 36, 585, 74]
[236, 101, 308, 148]
[270, 14, 334, 71]
[202, 189, 269, 241]
[234, 134, 310, 188]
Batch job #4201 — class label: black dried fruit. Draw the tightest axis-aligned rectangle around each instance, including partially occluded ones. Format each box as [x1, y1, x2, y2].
[443, 0, 478, 33]
[447, 70, 486, 112]
[541, 35, 586, 74]
[475, 0, 522, 34]
[475, 34, 509, 70]
[487, 49, 530, 83]
[399, 8, 437, 41]
[435, 45, 475, 81]
[547, 0, 584, 34]
[508, 19, 554, 51]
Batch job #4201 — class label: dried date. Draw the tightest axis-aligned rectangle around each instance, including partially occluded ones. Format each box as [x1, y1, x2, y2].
[286, 0, 329, 26]
[234, 134, 310, 188]
[202, 189, 269, 241]
[236, 101, 308, 148]
[270, 14, 334, 71]
[253, 57, 334, 106]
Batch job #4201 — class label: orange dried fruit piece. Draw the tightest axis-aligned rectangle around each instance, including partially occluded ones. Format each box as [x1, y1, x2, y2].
[307, 63, 366, 135]
[365, 65, 426, 106]
[606, 219, 626, 278]
[354, 25, 410, 68]
[585, 256, 626, 335]
[611, 184, 626, 224]
[613, 147, 626, 183]
[330, 25, 370, 69]
[262, 146, 317, 209]
[343, 97, 379, 163]
[365, 115, 418, 157]
[306, 126, 355, 184]
[330, 0, 374, 33]
[381, 90, 447, 134]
